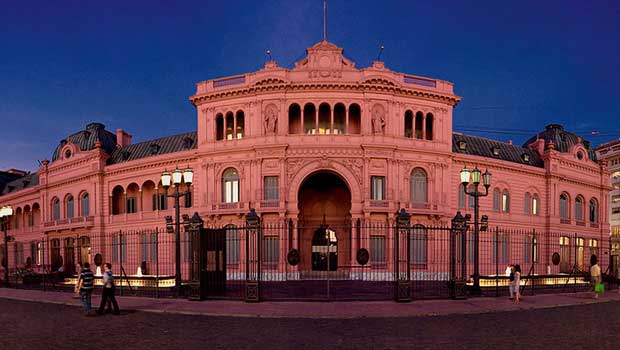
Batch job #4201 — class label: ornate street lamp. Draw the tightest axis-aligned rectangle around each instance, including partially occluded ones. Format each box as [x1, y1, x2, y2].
[160, 167, 193, 296]
[460, 165, 492, 295]
[0, 206, 14, 287]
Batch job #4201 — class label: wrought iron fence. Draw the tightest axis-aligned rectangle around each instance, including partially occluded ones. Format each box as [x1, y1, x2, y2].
[0, 222, 615, 301]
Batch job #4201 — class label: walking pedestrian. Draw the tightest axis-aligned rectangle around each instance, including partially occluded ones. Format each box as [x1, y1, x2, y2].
[590, 255, 602, 299]
[513, 264, 521, 303]
[77, 262, 95, 316]
[97, 263, 120, 315]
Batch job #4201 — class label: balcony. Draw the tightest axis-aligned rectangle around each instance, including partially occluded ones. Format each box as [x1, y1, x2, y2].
[576, 220, 585, 227]
[43, 216, 95, 232]
[260, 201, 280, 209]
[369, 200, 389, 208]
[560, 218, 571, 225]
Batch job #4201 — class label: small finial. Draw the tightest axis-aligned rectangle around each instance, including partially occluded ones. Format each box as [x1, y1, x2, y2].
[266, 49, 272, 61]
[323, 0, 327, 41]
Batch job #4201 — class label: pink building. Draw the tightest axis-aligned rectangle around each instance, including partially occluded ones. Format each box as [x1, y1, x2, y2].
[0, 40, 611, 298]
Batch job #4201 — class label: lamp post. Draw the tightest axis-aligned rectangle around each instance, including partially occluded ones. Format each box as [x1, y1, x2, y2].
[0, 206, 14, 287]
[161, 167, 193, 296]
[460, 166, 491, 295]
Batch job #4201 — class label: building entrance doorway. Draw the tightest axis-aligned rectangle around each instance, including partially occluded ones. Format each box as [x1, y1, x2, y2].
[297, 171, 351, 272]
[311, 227, 338, 271]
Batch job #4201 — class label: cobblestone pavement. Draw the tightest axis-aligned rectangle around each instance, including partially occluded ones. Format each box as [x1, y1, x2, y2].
[1, 298, 619, 350]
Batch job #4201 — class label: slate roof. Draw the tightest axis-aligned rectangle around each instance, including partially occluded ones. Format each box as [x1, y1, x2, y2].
[523, 124, 597, 161]
[108, 131, 197, 165]
[452, 133, 544, 168]
[51, 123, 117, 162]
[0, 172, 39, 196]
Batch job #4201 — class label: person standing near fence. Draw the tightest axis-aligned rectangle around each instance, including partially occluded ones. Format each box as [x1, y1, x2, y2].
[77, 262, 95, 316]
[513, 265, 521, 303]
[590, 255, 602, 299]
[97, 263, 120, 315]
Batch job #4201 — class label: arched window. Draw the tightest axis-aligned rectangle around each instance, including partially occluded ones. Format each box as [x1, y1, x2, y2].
[410, 224, 427, 264]
[425, 113, 433, 140]
[333, 103, 346, 135]
[532, 194, 539, 216]
[318, 103, 331, 135]
[589, 198, 598, 223]
[215, 113, 224, 140]
[415, 111, 424, 139]
[235, 110, 245, 139]
[111, 185, 124, 215]
[81, 193, 90, 217]
[348, 104, 361, 134]
[225, 112, 235, 140]
[14, 207, 21, 229]
[288, 104, 302, 134]
[222, 168, 239, 203]
[303, 103, 316, 135]
[559, 193, 569, 220]
[493, 188, 500, 212]
[524, 192, 531, 215]
[66, 195, 74, 219]
[502, 190, 510, 212]
[410, 168, 427, 204]
[575, 196, 584, 222]
[52, 198, 60, 221]
[458, 184, 466, 209]
[404, 110, 413, 138]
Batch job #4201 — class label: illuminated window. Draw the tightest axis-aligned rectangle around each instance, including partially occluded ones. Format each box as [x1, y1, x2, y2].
[371, 176, 385, 200]
[222, 168, 240, 203]
[502, 190, 510, 212]
[532, 194, 539, 215]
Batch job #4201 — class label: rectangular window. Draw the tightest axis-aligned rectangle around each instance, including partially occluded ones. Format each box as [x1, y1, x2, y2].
[157, 194, 167, 210]
[524, 236, 531, 263]
[126, 197, 137, 214]
[120, 235, 127, 263]
[30, 242, 36, 265]
[112, 236, 119, 263]
[411, 229, 427, 264]
[224, 180, 239, 203]
[263, 176, 279, 201]
[53, 202, 60, 220]
[589, 239, 599, 258]
[28, 213, 34, 227]
[501, 234, 509, 264]
[150, 233, 158, 262]
[184, 191, 192, 208]
[532, 197, 538, 215]
[370, 235, 386, 267]
[140, 233, 148, 262]
[468, 233, 475, 264]
[226, 228, 239, 264]
[263, 236, 279, 264]
[371, 176, 385, 200]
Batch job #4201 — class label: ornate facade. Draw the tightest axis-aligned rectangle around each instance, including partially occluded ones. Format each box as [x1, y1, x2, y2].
[0, 40, 611, 277]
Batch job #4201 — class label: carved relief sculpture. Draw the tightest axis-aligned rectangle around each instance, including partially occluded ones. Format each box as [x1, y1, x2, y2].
[264, 105, 278, 135]
[371, 104, 386, 135]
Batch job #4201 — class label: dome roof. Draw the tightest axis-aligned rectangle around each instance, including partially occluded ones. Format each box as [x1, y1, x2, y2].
[523, 124, 597, 161]
[51, 122, 117, 162]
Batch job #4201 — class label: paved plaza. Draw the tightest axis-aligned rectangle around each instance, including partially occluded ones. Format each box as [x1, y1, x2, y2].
[1, 289, 620, 349]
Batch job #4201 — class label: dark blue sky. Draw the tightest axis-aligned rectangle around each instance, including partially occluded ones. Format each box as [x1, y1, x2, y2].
[1, 0, 619, 171]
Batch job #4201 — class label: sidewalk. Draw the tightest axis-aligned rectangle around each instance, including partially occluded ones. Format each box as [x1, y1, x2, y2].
[1, 288, 619, 319]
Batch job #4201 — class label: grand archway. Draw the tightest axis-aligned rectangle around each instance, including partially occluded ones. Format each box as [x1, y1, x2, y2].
[297, 171, 352, 272]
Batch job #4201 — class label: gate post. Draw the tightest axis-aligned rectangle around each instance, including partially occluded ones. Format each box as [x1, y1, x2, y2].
[245, 209, 261, 302]
[395, 208, 411, 302]
[188, 213, 204, 301]
[450, 211, 468, 299]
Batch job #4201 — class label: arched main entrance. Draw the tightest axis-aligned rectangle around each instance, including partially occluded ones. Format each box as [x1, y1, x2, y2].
[298, 171, 352, 272]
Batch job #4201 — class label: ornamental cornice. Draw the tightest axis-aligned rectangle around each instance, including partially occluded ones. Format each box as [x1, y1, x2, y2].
[45, 170, 103, 191]
[286, 147, 364, 157]
[452, 154, 546, 177]
[190, 82, 460, 107]
[104, 156, 197, 177]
